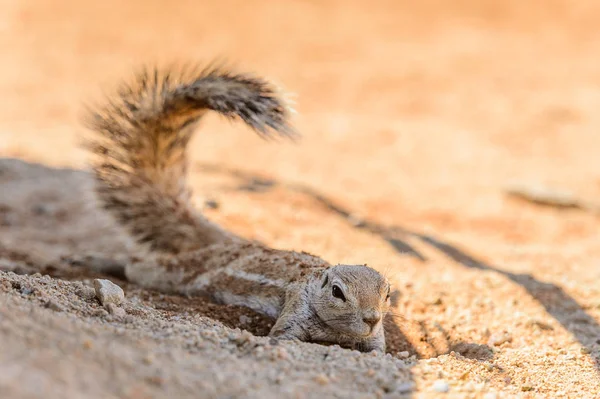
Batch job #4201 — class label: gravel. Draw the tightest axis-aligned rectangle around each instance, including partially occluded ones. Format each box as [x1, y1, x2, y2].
[0, 270, 414, 399]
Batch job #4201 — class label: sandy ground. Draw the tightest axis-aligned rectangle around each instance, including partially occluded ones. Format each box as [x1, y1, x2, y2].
[1, 0, 600, 397]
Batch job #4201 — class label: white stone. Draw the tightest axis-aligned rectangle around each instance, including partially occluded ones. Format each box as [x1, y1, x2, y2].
[432, 380, 449, 393]
[94, 279, 124, 306]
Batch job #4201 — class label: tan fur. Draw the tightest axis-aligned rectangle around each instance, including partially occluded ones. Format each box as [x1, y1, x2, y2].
[84, 63, 390, 352]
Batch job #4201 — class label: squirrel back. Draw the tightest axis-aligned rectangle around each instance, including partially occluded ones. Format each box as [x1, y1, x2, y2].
[84, 64, 296, 254]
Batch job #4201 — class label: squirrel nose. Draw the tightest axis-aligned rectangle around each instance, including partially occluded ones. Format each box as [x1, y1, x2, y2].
[362, 311, 381, 328]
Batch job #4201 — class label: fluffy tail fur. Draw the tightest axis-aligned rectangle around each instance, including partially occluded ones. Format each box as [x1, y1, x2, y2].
[84, 64, 296, 254]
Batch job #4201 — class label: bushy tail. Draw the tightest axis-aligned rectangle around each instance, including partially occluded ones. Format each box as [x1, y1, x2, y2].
[84, 64, 296, 254]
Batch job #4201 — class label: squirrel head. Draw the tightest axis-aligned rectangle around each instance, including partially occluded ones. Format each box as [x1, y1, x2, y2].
[312, 265, 390, 340]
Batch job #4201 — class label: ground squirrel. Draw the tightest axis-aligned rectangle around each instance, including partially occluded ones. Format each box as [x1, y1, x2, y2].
[84, 63, 391, 352]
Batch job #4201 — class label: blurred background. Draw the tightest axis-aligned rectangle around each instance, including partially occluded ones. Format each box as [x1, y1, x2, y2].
[2, 0, 600, 272]
[2, 0, 600, 212]
[1, 0, 600, 279]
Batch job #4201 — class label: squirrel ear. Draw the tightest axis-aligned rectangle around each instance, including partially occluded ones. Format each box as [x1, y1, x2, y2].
[321, 274, 329, 289]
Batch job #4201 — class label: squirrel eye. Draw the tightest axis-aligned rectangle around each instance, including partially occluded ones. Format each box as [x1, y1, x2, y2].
[332, 285, 346, 302]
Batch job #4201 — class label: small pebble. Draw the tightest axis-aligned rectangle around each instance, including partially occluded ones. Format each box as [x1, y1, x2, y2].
[527, 319, 554, 331]
[76, 286, 96, 300]
[239, 315, 252, 325]
[94, 279, 124, 306]
[521, 385, 534, 392]
[105, 303, 126, 318]
[488, 331, 512, 346]
[314, 374, 329, 385]
[432, 380, 449, 393]
[397, 351, 410, 359]
[581, 347, 591, 355]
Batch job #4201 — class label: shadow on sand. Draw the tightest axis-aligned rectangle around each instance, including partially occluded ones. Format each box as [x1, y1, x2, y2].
[196, 161, 600, 373]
